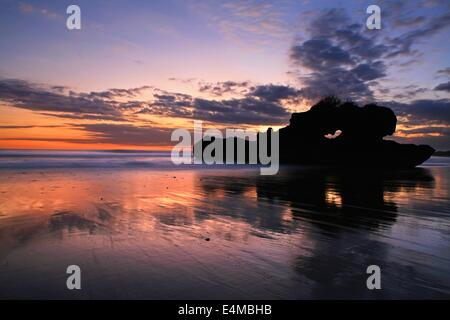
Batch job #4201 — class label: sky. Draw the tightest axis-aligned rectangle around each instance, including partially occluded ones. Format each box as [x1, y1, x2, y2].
[0, 0, 449, 150]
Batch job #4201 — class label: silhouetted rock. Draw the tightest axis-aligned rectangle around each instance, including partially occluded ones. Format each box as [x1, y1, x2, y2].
[280, 97, 435, 168]
[197, 96, 435, 168]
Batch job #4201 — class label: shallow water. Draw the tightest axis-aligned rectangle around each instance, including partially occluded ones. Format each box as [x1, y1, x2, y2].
[0, 152, 449, 299]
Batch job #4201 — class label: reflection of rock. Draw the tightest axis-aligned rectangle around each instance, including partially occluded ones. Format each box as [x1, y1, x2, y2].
[49, 211, 99, 233]
[198, 167, 435, 233]
[280, 97, 435, 168]
[256, 167, 434, 232]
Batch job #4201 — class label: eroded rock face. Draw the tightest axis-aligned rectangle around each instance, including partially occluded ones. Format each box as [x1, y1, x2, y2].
[280, 97, 435, 168]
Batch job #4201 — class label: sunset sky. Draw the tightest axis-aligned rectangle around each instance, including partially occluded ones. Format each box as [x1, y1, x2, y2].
[0, 0, 449, 150]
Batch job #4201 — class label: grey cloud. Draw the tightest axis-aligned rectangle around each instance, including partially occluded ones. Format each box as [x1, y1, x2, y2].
[198, 81, 250, 96]
[250, 84, 300, 102]
[137, 90, 290, 125]
[351, 62, 386, 81]
[290, 38, 353, 70]
[386, 12, 450, 58]
[436, 67, 450, 77]
[299, 67, 374, 101]
[0, 79, 125, 119]
[385, 99, 450, 124]
[193, 97, 289, 125]
[0, 79, 153, 121]
[434, 81, 450, 92]
[290, 7, 450, 101]
[289, 9, 387, 100]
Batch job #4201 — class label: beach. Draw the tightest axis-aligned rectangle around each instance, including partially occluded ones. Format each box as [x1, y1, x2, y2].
[0, 151, 449, 299]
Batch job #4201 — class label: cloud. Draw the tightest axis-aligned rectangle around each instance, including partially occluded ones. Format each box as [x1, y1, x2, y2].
[289, 9, 388, 100]
[193, 0, 289, 46]
[385, 99, 450, 125]
[192, 96, 289, 125]
[397, 125, 450, 136]
[198, 81, 250, 96]
[140, 82, 302, 125]
[391, 86, 429, 100]
[434, 81, 450, 92]
[436, 67, 450, 77]
[291, 38, 354, 69]
[0, 78, 293, 126]
[351, 62, 386, 81]
[137, 89, 291, 125]
[250, 84, 301, 102]
[289, 6, 450, 101]
[73, 123, 172, 146]
[0, 79, 150, 121]
[386, 11, 450, 58]
[81, 86, 152, 100]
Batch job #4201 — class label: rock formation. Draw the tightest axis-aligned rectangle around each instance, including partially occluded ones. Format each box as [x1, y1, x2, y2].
[279, 97, 435, 168]
[197, 96, 435, 168]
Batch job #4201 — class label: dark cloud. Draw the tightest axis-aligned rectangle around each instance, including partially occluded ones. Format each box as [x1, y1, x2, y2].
[250, 84, 300, 102]
[290, 9, 387, 100]
[290, 38, 354, 70]
[290, 7, 450, 101]
[436, 67, 450, 77]
[393, 16, 427, 28]
[386, 11, 450, 58]
[138, 91, 290, 125]
[0, 79, 134, 120]
[298, 67, 374, 101]
[385, 99, 450, 124]
[351, 61, 386, 81]
[434, 81, 450, 92]
[193, 97, 289, 125]
[392, 86, 428, 100]
[0, 78, 291, 126]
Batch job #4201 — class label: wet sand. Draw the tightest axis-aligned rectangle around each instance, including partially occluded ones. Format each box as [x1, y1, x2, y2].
[0, 161, 449, 299]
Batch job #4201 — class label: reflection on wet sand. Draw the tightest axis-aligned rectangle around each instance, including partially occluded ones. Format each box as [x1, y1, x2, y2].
[0, 165, 449, 299]
[198, 167, 450, 298]
[200, 167, 436, 231]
